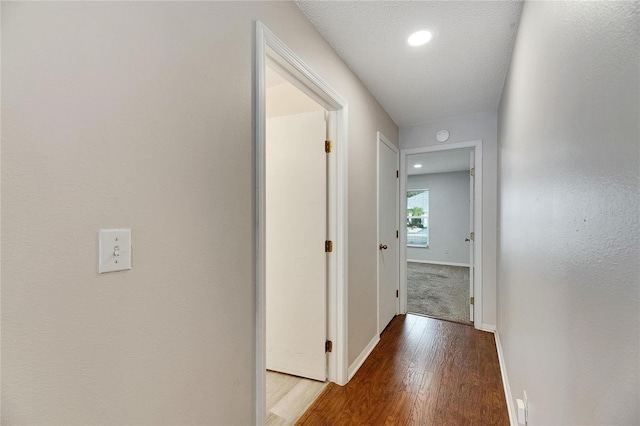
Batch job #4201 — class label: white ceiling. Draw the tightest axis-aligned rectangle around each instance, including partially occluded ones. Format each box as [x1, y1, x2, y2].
[266, 67, 287, 88]
[407, 148, 472, 175]
[295, 1, 523, 127]
[266, 66, 325, 118]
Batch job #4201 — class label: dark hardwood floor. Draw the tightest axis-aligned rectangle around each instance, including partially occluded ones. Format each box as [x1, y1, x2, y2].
[296, 314, 509, 425]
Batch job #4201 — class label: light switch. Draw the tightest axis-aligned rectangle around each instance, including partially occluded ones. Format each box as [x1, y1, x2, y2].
[98, 228, 132, 273]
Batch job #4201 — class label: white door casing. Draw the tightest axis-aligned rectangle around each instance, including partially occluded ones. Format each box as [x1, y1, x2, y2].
[468, 150, 475, 322]
[377, 132, 399, 334]
[255, 21, 350, 425]
[265, 110, 327, 381]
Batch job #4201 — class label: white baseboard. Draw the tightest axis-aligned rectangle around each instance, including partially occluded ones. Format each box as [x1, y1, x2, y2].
[481, 323, 496, 332]
[495, 331, 516, 426]
[347, 334, 380, 381]
[407, 259, 471, 268]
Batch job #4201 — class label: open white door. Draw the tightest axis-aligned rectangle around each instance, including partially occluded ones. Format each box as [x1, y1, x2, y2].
[378, 133, 399, 334]
[265, 109, 327, 381]
[468, 150, 475, 322]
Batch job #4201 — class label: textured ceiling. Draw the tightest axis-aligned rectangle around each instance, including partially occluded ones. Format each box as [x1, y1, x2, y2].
[296, 1, 523, 127]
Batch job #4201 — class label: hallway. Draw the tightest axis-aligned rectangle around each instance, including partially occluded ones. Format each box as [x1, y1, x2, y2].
[297, 314, 508, 425]
[2, 2, 637, 424]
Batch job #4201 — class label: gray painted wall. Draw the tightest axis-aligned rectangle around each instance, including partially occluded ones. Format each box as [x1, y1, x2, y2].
[1, 2, 398, 424]
[401, 110, 497, 328]
[407, 172, 470, 265]
[497, 1, 639, 424]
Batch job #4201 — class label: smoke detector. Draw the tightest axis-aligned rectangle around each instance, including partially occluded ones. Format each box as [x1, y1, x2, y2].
[436, 130, 450, 143]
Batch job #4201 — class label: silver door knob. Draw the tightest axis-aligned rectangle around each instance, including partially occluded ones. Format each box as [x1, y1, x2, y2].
[379, 244, 388, 250]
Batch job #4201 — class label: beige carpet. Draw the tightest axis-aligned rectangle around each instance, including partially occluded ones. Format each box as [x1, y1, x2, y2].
[407, 262, 472, 324]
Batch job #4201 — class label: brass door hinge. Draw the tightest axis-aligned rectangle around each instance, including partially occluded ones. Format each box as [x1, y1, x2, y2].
[325, 340, 333, 353]
[325, 140, 332, 153]
[396, 230, 399, 238]
[396, 290, 399, 298]
[470, 167, 475, 177]
[325, 240, 333, 253]
[470, 297, 475, 305]
[396, 170, 399, 178]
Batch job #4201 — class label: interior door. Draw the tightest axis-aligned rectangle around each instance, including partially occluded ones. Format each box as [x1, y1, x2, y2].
[265, 109, 327, 381]
[468, 150, 475, 322]
[378, 134, 399, 334]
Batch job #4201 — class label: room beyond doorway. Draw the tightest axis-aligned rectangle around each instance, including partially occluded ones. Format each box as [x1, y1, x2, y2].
[405, 149, 473, 323]
[265, 63, 328, 382]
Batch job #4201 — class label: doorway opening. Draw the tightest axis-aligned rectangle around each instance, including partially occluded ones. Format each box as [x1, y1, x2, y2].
[400, 141, 483, 329]
[255, 22, 349, 425]
[264, 64, 328, 424]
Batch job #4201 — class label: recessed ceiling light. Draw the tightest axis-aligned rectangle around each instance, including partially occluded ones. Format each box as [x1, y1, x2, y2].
[414, 164, 423, 168]
[408, 30, 432, 47]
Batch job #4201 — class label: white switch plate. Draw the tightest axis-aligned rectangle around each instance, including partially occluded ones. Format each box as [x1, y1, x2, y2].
[98, 228, 132, 273]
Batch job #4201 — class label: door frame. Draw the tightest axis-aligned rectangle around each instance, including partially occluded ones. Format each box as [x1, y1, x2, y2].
[254, 21, 349, 425]
[400, 140, 483, 329]
[377, 132, 400, 335]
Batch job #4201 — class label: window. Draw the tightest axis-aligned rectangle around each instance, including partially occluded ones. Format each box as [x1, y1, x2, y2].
[407, 189, 429, 247]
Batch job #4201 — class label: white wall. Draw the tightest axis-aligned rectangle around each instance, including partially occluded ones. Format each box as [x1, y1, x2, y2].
[401, 111, 497, 328]
[407, 172, 470, 265]
[497, 1, 639, 424]
[1, 2, 398, 424]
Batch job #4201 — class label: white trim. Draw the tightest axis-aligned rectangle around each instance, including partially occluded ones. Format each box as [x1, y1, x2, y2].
[254, 21, 349, 425]
[402, 140, 480, 156]
[347, 334, 380, 381]
[254, 23, 267, 426]
[399, 152, 407, 316]
[481, 323, 496, 333]
[407, 259, 472, 268]
[495, 331, 517, 426]
[400, 140, 483, 331]
[376, 132, 400, 335]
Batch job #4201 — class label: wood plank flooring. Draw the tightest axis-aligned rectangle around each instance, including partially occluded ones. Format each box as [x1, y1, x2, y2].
[296, 314, 509, 425]
[266, 371, 327, 425]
